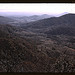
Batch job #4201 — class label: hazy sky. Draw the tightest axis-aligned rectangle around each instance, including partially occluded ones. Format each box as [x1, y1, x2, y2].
[0, 3, 75, 16]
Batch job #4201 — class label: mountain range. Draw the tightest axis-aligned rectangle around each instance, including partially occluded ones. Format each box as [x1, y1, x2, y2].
[0, 13, 75, 72]
[0, 14, 53, 26]
[20, 13, 75, 35]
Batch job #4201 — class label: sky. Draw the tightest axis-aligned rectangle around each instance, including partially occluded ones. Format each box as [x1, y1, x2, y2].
[0, 3, 75, 16]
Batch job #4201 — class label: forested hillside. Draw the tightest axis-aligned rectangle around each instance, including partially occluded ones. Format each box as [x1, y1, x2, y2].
[0, 13, 75, 72]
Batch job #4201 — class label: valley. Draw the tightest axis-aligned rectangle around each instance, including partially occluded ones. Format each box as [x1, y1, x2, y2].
[0, 13, 75, 72]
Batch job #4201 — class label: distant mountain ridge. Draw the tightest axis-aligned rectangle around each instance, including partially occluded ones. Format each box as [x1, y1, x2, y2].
[21, 13, 75, 36]
[8, 14, 54, 23]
